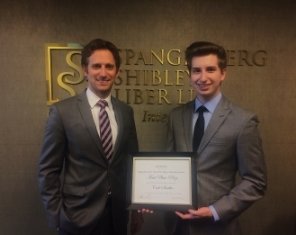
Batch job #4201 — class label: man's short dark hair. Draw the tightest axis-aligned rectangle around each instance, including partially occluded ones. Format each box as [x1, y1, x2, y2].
[81, 38, 121, 71]
[185, 41, 227, 71]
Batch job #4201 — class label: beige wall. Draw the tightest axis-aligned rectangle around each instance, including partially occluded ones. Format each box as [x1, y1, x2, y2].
[0, 1, 295, 234]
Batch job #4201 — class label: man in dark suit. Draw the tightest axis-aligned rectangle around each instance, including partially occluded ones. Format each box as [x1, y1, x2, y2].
[165, 41, 267, 235]
[38, 38, 140, 235]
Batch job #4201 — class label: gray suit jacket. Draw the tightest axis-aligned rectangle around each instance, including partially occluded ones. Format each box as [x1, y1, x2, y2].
[166, 96, 267, 235]
[38, 91, 138, 234]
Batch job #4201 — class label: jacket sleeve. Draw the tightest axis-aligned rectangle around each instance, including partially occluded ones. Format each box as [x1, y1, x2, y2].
[213, 115, 267, 221]
[38, 105, 66, 228]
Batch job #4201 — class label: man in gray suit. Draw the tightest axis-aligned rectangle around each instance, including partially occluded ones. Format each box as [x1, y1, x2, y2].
[38, 38, 141, 235]
[165, 41, 267, 235]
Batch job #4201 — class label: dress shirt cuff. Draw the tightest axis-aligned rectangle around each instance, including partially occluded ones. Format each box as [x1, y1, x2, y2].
[209, 205, 220, 221]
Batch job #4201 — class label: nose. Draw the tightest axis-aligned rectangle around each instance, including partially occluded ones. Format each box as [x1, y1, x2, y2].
[100, 67, 107, 77]
[199, 71, 207, 81]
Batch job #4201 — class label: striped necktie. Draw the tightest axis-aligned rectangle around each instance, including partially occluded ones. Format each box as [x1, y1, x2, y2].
[98, 100, 113, 160]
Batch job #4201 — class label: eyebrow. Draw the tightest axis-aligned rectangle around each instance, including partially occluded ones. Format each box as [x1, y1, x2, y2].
[91, 62, 115, 67]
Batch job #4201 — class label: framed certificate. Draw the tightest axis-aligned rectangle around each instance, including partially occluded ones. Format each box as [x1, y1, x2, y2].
[127, 152, 197, 211]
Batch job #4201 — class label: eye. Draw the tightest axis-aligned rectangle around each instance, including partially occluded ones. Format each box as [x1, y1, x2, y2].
[206, 66, 217, 72]
[191, 67, 201, 74]
[105, 64, 115, 70]
[91, 63, 101, 69]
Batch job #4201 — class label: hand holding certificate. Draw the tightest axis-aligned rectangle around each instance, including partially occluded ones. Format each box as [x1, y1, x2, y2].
[128, 152, 197, 211]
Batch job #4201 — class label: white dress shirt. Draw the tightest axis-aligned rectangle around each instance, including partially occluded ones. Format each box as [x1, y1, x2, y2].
[86, 88, 118, 147]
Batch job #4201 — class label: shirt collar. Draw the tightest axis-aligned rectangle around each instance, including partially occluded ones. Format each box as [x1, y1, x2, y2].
[194, 93, 222, 113]
[86, 88, 112, 109]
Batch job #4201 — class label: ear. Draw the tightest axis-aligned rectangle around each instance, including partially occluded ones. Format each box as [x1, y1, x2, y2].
[82, 66, 88, 81]
[82, 65, 88, 75]
[221, 69, 226, 81]
[116, 68, 121, 78]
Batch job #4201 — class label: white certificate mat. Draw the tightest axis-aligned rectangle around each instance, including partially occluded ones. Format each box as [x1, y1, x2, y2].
[129, 153, 196, 210]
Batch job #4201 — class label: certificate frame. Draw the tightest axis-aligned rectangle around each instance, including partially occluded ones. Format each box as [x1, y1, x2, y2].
[127, 152, 197, 211]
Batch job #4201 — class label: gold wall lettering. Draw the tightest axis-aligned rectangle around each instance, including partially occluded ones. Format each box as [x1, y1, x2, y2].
[45, 44, 268, 107]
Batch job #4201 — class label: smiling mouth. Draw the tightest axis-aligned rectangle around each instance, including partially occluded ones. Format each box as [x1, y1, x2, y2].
[96, 78, 111, 82]
[198, 84, 210, 89]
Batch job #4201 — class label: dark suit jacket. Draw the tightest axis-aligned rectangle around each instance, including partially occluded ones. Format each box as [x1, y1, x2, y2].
[38, 91, 138, 234]
[166, 96, 267, 235]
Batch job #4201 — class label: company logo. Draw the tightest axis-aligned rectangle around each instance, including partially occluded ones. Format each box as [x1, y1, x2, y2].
[45, 43, 84, 105]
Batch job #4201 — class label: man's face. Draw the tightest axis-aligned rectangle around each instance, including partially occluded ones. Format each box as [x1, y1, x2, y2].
[83, 49, 118, 98]
[190, 54, 226, 102]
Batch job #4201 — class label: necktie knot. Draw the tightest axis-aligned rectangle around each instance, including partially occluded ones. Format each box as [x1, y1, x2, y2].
[98, 99, 108, 109]
[196, 105, 208, 114]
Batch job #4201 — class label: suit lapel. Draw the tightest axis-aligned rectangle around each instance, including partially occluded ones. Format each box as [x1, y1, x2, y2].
[77, 92, 106, 159]
[183, 101, 195, 151]
[110, 97, 123, 163]
[198, 96, 231, 153]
